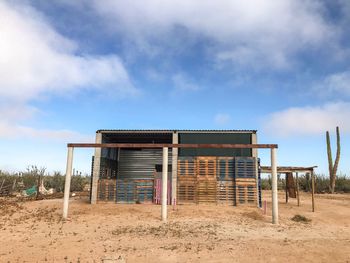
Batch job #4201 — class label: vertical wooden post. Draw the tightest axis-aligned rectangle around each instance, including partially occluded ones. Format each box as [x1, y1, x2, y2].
[271, 148, 278, 224]
[311, 170, 315, 212]
[36, 174, 40, 200]
[285, 173, 288, 203]
[161, 147, 168, 222]
[63, 147, 74, 219]
[296, 172, 300, 206]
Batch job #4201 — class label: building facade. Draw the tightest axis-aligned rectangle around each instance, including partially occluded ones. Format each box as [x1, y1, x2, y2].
[90, 130, 261, 206]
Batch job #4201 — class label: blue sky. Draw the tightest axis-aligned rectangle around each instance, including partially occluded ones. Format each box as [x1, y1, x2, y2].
[0, 0, 350, 175]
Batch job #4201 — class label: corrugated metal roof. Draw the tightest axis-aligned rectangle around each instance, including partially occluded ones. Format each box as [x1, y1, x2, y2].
[97, 129, 257, 133]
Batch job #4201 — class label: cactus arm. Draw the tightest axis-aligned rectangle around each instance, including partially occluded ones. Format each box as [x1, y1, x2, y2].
[326, 131, 333, 179]
[333, 126, 341, 178]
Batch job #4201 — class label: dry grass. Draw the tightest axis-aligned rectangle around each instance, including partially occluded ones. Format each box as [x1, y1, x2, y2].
[242, 210, 264, 221]
[1, 192, 350, 262]
[291, 214, 312, 223]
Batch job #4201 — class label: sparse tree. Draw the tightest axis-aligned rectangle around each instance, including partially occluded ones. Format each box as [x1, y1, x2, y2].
[326, 126, 340, 193]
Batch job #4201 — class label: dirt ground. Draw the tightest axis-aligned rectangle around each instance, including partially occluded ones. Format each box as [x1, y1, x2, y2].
[1, 191, 350, 263]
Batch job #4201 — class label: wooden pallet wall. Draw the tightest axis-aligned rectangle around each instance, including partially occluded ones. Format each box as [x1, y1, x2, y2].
[217, 181, 235, 205]
[98, 179, 117, 201]
[196, 157, 217, 181]
[196, 157, 217, 203]
[97, 179, 153, 203]
[177, 157, 197, 203]
[235, 178, 256, 205]
[235, 157, 256, 178]
[177, 156, 258, 206]
[216, 157, 235, 204]
[217, 157, 234, 180]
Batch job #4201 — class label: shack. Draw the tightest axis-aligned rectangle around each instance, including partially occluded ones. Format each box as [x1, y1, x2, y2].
[90, 130, 261, 206]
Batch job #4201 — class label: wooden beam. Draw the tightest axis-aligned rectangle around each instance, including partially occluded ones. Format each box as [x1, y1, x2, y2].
[67, 143, 278, 149]
[261, 166, 317, 174]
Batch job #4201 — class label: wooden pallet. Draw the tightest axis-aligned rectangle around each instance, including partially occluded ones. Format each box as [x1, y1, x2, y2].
[196, 157, 217, 181]
[97, 179, 154, 203]
[177, 157, 258, 206]
[97, 179, 117, 201]
[134, 180, 154, 203]
[178, 157, 196, 178]
[217, 181, 235, 205]
[197, 181, 217, 203]
[235, 157, 256, 178]
[116, 180, 136, 203]
[99, 157, 118, 179]
[177, 178, 197, 204]
[235, 179, 256, 205]
[217, 157, 234, 181]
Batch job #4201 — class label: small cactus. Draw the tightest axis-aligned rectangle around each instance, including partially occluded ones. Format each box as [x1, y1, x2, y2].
[326, 126, 340, 193]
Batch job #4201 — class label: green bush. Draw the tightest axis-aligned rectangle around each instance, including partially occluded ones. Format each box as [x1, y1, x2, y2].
[261, 173, 350, 193]
[335, 175, 350, 193]
[44, 172, 65, 192]
[261, 177, 271, 190]
[0, 166, 90, 194]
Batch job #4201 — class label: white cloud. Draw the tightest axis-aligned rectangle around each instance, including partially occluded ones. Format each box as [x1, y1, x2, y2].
[172, 73, 199, 92]
[91, 0, 336, 69]
[315, 70, 350, 97]
[264, 102, 350, 136]
[0, 1, 137, 101]
[0, 121, 92, 141]
[0, 104, 91, 141]
[214, 113, 231, 126]
[0, 1, 136, 141]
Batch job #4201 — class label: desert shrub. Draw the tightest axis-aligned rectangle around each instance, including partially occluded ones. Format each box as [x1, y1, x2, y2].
[44, 173, 90, 192]
[314, 174, 329, 193]
[261, 178, 271, 190]
[335, 175, 350, 193]
[260, 176, 285, 191]
[70, 174, 90, 192]
[291, 214, 311, 223]
[21, 166, 46, 188]
[1, 167, 90, 194]
[44, 172, 65, 192]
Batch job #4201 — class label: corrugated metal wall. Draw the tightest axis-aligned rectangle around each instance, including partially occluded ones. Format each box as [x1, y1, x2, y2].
[118, 149, 172, 180]
[178, 133, 252, 157]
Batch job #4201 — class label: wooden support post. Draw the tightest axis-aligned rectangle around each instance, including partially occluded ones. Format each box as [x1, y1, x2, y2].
[63, 147, 74, 219]
[271, 148, 278, 224]
[285, 173, 288, 203]
[296, 172, 300, 206]
[311, 171, 315, 212]
[161, 147, 168, 222]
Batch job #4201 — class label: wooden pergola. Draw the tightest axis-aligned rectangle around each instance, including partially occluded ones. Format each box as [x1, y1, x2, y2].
[261, 166, 317, 212]
[63, 143, 279, 224]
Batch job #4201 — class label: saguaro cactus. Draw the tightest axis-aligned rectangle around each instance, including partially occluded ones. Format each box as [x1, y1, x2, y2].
[326, 126, 340, 193]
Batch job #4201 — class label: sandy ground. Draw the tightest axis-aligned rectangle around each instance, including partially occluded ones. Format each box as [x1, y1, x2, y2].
[1, 191, 350, 263]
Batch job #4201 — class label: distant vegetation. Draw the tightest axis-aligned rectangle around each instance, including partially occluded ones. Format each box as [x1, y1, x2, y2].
[0, 166, 90, 194]
[261, 173, 350, 193]
[1, 166, 349, 195]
